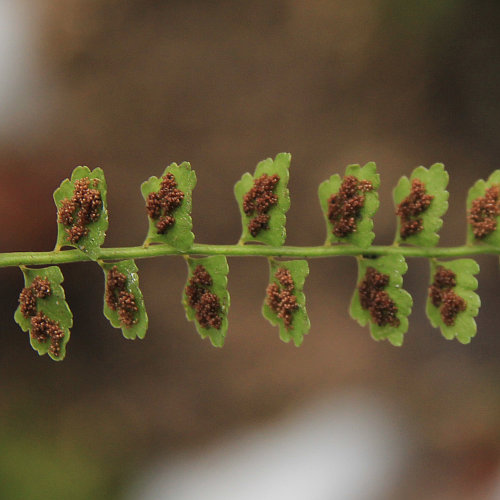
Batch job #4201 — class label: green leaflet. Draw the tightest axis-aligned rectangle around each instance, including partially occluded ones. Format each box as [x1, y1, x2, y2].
[14, 266, 73, 361]
[349, 254, 413, 346]
[100, 260, 148, 340]
[53, 166, 108, 260]
[141, 162, 197, 250]
[393, 163, 449, 247]
[262, 259, 310, 346]
[318, 162, 380, 248]
[426, 259, 480, 344]
[234, 152, 291, 246]
[466, 170, 500, 246]
[182, 255, 230, 347]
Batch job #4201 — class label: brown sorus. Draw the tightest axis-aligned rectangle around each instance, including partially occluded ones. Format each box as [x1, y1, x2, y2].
[156, 215, 175, 234]
[265, 267, 299, 329]
[194, 291, 222, 330]
[243, 173, 280, 237]
[30, 311, 65, 357]
[440, 292, 467, 326]
[19, 276, 52, 318]
[146, 192, 162, 219]
[358, 267, 400, 327]
[78, 189, 102, 224]
[327, 175, 373, 238]
[185, 265, 223, 330]
[58, 199, 77, 225]
[468, 185, 500, 239]
[31, 277, 52, 298]
[117, 290, 139, 326]
[66, 224, 89, 244]
[429, 266, 466, 326]
[105, 266, 138, 326]
[430, 267, 456, 306]
[248, 214, 270, 237]
[275, 267, 294, 290]
[396, 178, 434, 239]
[160, 172, 177, 191]
[190, 265, 212, 287]
[106, 266, 127, 298]
[30, 311, 52, 342]
[49, 339, 63, 358]
[18, 275, 65, 357]
[146, 172, 185, 235]
[19, 287, 37, 318]
[58, 176, 102, 243]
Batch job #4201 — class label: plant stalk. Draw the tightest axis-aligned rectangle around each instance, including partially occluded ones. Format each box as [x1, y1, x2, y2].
[0, 243, 499, 268]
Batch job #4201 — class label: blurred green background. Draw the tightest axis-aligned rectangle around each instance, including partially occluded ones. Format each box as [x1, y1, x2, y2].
[0, 1, 499, 498]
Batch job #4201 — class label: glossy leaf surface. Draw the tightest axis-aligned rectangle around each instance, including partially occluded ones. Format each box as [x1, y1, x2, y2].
[262, 259, 310, 346]
[318, 162, 380, 248]
[393, 163, 449, 247]
[182, 255, 230, 347]
[53, 166, 108, 260]
[350, 254, 412, 346]
[141, 162, 196, 250]
[14, 266, 73, 361]
[466, 170, 500, 246]
[100, 260, 148, 340]
[426, 259, 480, 344]
[234, 152, 291, 246]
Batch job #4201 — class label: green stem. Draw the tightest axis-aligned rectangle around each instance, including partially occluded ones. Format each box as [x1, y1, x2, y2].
[0, 243, 499, 268]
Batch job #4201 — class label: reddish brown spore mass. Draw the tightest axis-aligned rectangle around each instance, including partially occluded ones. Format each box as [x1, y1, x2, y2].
[117, 291, 139, 326]
[146, 172, 185, 234]
[327, 176, 373, 238]
[19, 288, 37, 318]
[58, 177, 102, 243]
[31, 276, 51, 298]
[243, 173, 280, 237]
[266, 267, 299, 329]
[468, 185, 500, 239]
[358, 267, 400, 327]
[18, 277, 63, 357]
[30, 311, 65, 357]
[396, 178, 434, 239]
[19, 275, 53, 318]
[429, 266, 466, 326]
[185, 265, 223, 329]
[248, 214, 270, 236]
[105, 266, 138, 327]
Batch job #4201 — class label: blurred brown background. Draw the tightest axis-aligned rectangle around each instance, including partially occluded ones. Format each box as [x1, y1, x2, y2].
[0, 1, 499, 498]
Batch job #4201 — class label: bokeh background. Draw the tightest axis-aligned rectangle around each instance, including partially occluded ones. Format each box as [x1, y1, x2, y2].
[1, 1, 499, 499]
